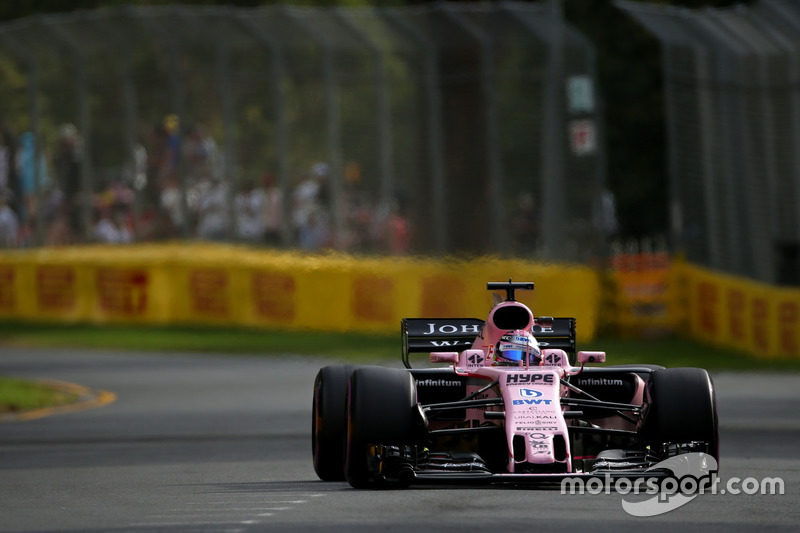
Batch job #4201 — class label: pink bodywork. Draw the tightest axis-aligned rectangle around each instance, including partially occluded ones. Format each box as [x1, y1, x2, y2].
[430, 300, 638, 474]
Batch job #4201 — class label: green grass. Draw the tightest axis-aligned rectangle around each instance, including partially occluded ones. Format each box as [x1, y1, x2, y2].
[0, 321, 401, 362]
[1, 320, 799, 371]
[0, 376, 79, 414]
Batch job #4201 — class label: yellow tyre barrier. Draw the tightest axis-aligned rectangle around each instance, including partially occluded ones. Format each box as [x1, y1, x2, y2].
[0, 244, 601, 342]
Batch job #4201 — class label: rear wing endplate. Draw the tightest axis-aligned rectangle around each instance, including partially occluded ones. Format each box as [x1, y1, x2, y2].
[533, 317, 577, 362]
[401, 318, 484, 369]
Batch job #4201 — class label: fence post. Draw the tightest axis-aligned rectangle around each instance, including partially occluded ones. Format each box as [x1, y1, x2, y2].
[379, 8, 448, 253]
[233, 10, 291, 247]
[541, 0, 567, 260]
[91, 9, 142, 239]
[440, 5, 507, 254]
[43, 17, 94, 244]
[129, 8, 192, 239]
[280, 7, 346, 249]
[332, 9, 394, 210]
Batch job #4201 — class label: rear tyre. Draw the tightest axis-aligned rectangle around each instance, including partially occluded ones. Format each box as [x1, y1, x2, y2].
[345, 367, 417, 489]
[312, 365, 363, 481]
[643, 367, 719, 460]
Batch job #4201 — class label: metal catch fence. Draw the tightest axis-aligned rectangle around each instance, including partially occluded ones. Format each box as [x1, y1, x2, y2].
[617, 0, 800, 286]
[0, 2, 607, 261]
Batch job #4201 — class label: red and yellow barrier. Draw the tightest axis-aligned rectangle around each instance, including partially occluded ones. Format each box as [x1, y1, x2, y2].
[0, 244, 601, 341]
[670, 261, 800, 359]
[610, 249, 674, 334]
[4, 244, 799, 357]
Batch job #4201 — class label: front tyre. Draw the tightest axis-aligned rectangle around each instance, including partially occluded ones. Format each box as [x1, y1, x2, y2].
[643, 367, 719, 461]
[345, 367, 417, 489]
[312, 365, 363, 481]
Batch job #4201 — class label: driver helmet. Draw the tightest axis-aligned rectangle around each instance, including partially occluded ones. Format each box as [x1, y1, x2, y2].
[494, 330, 541, 366]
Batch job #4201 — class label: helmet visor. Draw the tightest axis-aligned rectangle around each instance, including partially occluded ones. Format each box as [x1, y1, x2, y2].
[500, 349, 524, 362]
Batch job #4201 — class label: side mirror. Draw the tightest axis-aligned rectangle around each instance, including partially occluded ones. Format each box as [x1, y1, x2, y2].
[577, 351, 606, 364]
[535, 316, 554, 329]
[430, 352, 459, 364]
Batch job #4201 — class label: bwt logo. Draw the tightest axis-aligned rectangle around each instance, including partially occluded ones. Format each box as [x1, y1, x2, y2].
[512, 399, 553, 405]
[514, 389, 552, 405]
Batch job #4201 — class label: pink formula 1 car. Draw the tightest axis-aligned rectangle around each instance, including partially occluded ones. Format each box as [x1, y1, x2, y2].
[312, 280, 719, 488]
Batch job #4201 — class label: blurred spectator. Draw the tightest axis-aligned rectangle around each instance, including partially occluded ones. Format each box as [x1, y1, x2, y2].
[53, 123, 83, 239]
[339, 161, 373, 252]
[137, 205, 176, 242]
[164, 114, 181, 176]
[235, 179, 265, 243]
[343, 189, 375, 252]
[146, 117, 180, 201]
[17, 131, 51, 231]
[40, 186, 71, 246]
[311, 162, 331, 208]
[96, 179, 134, 209]
[194, 174, 229, 241]
[384, 194, 411, 255]
[44, 198, 73, 246]
[147, 123, 172, 192]
[92, 178, 134, 245]
[292, 169, 319, 233]
[182, 123, 217, 186]
[261, 172, 282, 246]
[92, 204, 132, 244]
[159, 174, 185, 233]
[0, 123, 19, 215]
[0, 190, 19, 248]
[292, 162, 330, 247]
[298, 207, 331, 250]
[121, 142, 148, 194]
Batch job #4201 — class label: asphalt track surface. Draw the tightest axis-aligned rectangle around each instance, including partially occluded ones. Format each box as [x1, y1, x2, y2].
[0, 348, 796, 532]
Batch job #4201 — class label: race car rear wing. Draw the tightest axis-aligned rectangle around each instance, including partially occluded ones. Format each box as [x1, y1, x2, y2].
[401, 317, 576, 368]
